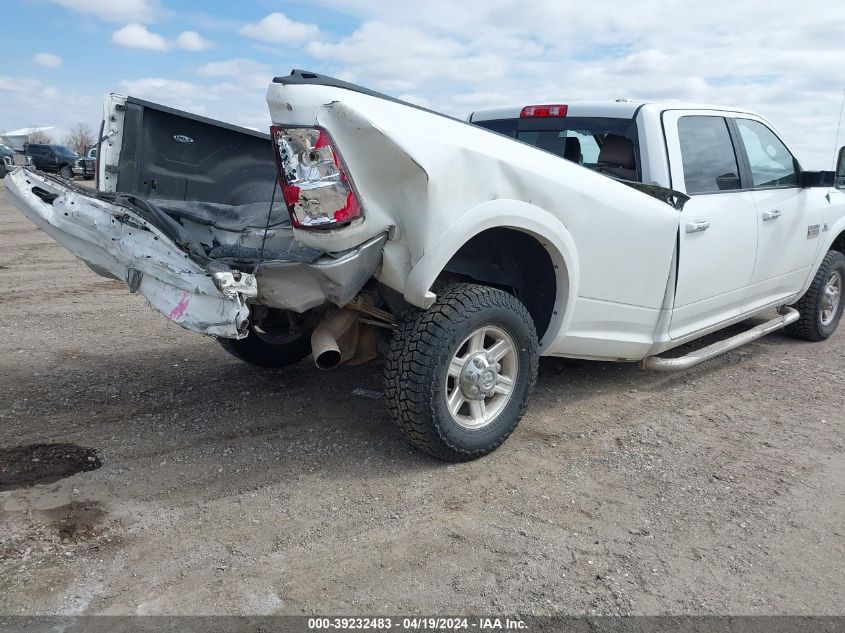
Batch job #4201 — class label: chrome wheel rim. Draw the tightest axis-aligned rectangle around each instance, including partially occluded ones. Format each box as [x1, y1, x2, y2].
[820, 270, 842, 326]
[444, 326, 518, 429]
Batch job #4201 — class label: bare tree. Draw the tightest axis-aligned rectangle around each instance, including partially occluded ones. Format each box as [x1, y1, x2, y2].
[27, 128, 53, 144]
[63, 123, 96, 155]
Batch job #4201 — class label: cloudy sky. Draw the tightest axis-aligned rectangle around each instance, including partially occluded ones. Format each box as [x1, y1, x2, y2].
[2, 0, 844, 168]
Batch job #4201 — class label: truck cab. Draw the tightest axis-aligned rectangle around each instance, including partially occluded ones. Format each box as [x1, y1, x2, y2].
[469, 102, 833, 345]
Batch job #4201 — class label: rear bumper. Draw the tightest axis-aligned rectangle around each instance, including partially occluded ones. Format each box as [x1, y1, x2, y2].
[254, 233, 387, 312]
[3, 169, 251, 339]
[2, 169, 387, 338]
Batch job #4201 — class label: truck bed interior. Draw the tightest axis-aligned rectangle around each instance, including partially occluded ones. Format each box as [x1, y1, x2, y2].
[110, 97, 312, 266]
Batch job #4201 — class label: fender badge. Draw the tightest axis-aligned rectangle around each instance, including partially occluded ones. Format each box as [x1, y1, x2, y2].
[808, 224, 821, 238]
[173, 134, 194, 144]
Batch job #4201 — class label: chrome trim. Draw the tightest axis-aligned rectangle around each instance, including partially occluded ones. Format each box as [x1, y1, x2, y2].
[820, 271, 842, 326]
[445, 325, 518, 429]
[642, 307, 800, 372]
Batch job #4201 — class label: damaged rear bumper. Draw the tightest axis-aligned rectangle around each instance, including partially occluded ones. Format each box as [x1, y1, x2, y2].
[3, 169, 387, 339]
[4, 168, 252, 339]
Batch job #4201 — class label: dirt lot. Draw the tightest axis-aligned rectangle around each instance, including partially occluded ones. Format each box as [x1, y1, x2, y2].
[0, 178, 843, 616]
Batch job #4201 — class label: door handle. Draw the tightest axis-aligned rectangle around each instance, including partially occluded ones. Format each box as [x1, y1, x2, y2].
[685, 220, 711, 233]
[762, 209, 782, 221]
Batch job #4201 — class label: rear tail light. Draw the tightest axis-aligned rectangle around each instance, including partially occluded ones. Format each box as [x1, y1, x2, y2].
[520, 104, 568, 118]
[270, 125, 362, 229]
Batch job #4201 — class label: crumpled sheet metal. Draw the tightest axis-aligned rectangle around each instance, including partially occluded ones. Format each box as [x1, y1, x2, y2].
[3, 169, 249, 339]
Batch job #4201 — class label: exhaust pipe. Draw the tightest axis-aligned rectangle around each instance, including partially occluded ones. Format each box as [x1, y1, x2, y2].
[311, 309, 360, 370]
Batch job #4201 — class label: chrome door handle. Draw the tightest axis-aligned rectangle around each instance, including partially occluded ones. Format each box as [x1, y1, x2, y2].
[685, 220, 711, 233]
[762, 209, 782, 221]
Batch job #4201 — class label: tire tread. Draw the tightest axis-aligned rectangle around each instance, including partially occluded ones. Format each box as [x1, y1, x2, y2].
[786, 250, 845, 341]
[384, 283, 538, 461]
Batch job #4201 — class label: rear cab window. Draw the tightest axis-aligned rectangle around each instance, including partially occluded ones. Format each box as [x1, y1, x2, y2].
[472, 114, 641, 182]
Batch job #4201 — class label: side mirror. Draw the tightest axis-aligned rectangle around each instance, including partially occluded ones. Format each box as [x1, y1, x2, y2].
[837, 146, 845, 189]
[800, 170, 835, 188]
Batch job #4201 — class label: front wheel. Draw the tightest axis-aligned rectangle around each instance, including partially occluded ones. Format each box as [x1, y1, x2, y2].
[786, 250, 845, 341]
[59, 165, 72, 179]
[384, 283, 539, 462]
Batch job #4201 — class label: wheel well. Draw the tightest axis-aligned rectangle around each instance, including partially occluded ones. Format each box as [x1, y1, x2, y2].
[438, 227, 558, 340]
[832, 229, 845, 255]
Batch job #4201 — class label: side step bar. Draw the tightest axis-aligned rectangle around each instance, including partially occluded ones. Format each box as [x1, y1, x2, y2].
[642, 307, 800, 372]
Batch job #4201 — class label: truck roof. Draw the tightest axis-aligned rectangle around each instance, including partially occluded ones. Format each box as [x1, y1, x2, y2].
[468, 101, 761, 121]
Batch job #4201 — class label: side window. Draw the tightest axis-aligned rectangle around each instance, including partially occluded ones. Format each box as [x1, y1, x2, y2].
[677, 116, 742, 194]
[736, 119, 797, 188]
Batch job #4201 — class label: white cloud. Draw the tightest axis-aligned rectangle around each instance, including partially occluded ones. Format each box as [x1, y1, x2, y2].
[305, 0, 845, 168]
[176, 31, 212, 51]
[110, 26, 212, 52]
[196, 57, 272, 90]
[18, 0, 845, 170]
[119, 77, 208, 102]
[0, 75, 98, 135]
[47, 0, 159, 23]
[238, 12, 319, 44]
[33, 52, 63, 68]
[117, 76, 271, 130]
[112, 23, 168, 51]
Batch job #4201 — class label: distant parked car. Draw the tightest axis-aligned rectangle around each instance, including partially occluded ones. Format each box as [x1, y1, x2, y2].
[0, 143, 32, 176]
[73, 148, 96, 179]
[25, 144, 79, 179]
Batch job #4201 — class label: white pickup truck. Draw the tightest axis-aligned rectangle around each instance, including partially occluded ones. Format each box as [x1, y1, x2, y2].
[5, 70, 845, 461]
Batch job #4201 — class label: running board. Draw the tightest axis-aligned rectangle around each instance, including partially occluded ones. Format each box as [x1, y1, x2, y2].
[642, 307, 800, 372]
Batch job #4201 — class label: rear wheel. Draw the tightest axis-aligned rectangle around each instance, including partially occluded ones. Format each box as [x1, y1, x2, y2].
[218, 309, 311, 368]
[786, 250, 845, 341]
[384, 283, 538, 462]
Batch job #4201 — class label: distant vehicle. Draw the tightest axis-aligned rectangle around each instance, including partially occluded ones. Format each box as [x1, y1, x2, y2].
[0, 143, 32, 176]
[73, 148, 96, 179]
[24, 144, 78, 179]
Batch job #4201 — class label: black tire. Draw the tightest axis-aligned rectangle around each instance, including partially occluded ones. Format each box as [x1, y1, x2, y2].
[384, 283, 539, 462]
[786, 250, 845, 341]
[59, 165, 72, 179]
[218, 324, 312, 368]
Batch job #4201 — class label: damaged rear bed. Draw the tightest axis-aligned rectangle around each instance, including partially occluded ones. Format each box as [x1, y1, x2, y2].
[3, 168, 384, 340]
[3, 94, 387, 340]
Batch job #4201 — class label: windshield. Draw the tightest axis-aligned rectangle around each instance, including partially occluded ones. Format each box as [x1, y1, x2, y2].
[473, 116, 640, 181]
[0, 144, 14, 155]
[53, 146, 78, 157]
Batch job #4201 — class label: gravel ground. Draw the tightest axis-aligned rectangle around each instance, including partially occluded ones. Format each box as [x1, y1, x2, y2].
[0, 177, 843, 616]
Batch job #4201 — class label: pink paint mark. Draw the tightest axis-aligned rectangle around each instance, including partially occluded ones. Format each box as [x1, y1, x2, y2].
[168, 291, 190, 321]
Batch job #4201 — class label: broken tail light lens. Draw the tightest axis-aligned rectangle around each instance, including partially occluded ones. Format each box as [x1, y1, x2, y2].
[270, 125, 362, 229]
